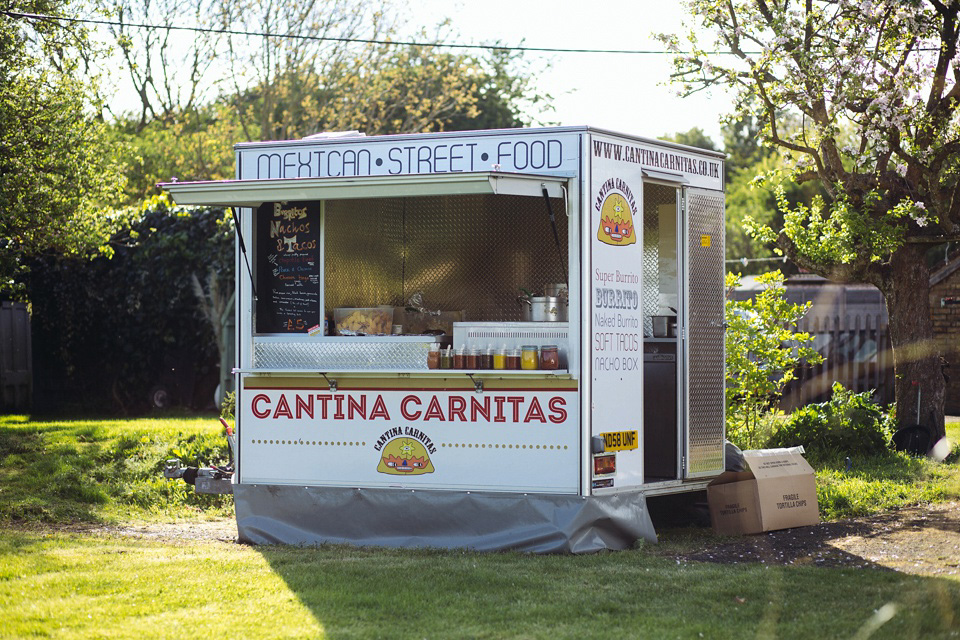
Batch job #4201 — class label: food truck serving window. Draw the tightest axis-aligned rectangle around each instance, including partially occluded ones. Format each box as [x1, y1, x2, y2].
[160, 172, 570, 337]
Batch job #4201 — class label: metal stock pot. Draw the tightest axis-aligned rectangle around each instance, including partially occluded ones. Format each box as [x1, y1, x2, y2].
[519, 296, 567, 322]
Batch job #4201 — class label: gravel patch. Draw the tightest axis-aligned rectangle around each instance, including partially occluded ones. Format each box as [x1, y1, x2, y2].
[669, 501, 960, 577]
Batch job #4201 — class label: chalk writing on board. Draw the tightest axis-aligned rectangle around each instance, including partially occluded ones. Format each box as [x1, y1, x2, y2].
[256, 201, 321, 333]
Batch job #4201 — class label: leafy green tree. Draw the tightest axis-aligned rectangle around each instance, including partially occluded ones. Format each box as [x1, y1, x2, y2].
[722, 115, 767, 174]
[107, 46, 543, 202]
[665, 122, 825, 274]
[716, 115, 826, 274]
[109, 102, 242, 202]
[443, 47, 553, 131]
[662, 1, 960, 441]
[94, 0, 223, 129]
[219, 40, 544, 141]
[725, 270, 823, 449]
[725, 154, 783, 270]
[100, 3, 545, 201]
[726, 153, 827, 274]
[664, 127, 719, 152]
[0, 1, 126, 295]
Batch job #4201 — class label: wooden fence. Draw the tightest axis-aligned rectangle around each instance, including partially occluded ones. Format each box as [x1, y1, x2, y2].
[0, 301, 32, 412]
[781, 312, 893, 410]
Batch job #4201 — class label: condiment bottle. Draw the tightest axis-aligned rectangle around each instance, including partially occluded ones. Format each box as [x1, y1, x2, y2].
[540, 345, 559, 370]
[427, 345, 440, 369]
[521, 345, 539, 370]
[453, 346, 466, 370]
[493, 345, 507, 370]
[506, 348, 521, 370]
[466, 347, 479, 370]
[440, 346, 453, 369]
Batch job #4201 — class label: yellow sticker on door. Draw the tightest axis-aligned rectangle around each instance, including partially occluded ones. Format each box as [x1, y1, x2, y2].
[700, 234, 712, 247]
[601, 430, 639, 452]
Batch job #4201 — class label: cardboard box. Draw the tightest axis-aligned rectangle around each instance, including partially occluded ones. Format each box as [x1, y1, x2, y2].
[707, 447, 819, 535]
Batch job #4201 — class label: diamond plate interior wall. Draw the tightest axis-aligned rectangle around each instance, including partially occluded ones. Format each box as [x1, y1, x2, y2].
[642, 188, 660, 337]
[686, 189, 725, 476]
[642, 183, 679, 337]
[324, 194, 568, 321]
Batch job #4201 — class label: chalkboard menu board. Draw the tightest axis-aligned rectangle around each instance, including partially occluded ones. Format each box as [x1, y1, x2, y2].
[255, 201, 321, 333]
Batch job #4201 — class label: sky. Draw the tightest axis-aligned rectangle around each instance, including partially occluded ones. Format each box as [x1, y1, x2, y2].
[408, 0, 733, 147]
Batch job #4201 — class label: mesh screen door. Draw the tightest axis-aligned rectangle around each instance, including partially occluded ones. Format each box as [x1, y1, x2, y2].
[684, 188, 726, 477]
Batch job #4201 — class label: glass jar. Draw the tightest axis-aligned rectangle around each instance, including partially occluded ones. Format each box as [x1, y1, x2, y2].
[466, 348, 479, 370]
[440, 346, 453, 369]
[453, 347, 466, 370]
[540, 345, 559, 370]
[427, 345, 440, 369]
[493, 346, 506, 370]
[480, 346, 493, 370]
[506, 348, 521, 370]
[521, 345, 539, 370]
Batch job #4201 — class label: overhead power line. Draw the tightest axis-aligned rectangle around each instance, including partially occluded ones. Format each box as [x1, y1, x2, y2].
[725, 255, 791, 266]
[6, 10, 942, 57]
[3, 10, 736, 55]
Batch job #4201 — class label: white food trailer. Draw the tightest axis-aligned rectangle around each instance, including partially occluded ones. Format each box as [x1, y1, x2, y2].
[161, 126, 726, 552]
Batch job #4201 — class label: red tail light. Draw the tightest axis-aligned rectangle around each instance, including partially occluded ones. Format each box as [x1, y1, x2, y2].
[594, 454, 616, 475]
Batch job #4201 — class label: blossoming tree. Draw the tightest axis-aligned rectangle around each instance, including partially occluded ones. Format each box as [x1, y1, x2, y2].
[661, 0, 959, 442]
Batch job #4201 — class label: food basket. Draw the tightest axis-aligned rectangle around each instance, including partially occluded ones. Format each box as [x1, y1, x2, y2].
[334, 308, 393, 335]
[393, 307, 464, 336]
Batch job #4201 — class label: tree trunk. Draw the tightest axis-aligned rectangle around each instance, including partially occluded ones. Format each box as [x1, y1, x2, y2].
[882, 245, 946, 443]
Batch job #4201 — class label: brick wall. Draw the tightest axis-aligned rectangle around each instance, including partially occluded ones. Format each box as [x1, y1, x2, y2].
[930, 262, 960, 415]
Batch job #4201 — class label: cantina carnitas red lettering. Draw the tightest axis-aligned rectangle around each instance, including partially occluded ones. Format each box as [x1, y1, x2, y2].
[251, 392, 568, 424]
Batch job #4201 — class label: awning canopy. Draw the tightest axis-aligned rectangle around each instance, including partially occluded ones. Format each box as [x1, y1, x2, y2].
[159, 172, 569, 208]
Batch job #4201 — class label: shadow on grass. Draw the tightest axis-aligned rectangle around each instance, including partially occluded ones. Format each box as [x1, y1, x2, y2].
[251, 535, 960, 640]
[247, 488, 960, 638]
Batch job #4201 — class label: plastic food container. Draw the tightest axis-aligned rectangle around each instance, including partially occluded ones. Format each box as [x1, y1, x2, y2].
[651, 315, 677, 338]
[334, 308, 393, 335]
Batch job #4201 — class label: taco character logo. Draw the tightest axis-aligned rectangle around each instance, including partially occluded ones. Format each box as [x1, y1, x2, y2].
[376, 436, 436, 475]
[595, 178, 638, 246]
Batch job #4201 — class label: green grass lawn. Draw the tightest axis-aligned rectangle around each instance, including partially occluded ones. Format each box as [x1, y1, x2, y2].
[810, 421, 960, 519]
[0, 415, 958, 638]
[0, 529, 957, 639]
[0, 414, 233, 524]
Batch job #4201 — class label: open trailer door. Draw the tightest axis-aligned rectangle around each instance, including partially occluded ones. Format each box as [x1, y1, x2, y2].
[683, 187, 726, 478]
